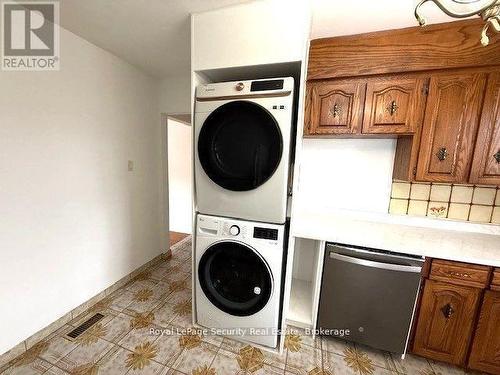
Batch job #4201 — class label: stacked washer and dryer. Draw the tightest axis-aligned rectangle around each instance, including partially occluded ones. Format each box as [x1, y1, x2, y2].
[193, 78, 295, 348]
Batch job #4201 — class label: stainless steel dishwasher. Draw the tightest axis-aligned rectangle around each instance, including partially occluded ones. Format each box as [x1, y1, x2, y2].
[318, 243, 424, 355]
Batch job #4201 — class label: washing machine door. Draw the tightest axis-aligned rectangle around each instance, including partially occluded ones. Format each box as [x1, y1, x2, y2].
[198, 100, 283, 192]
[198, 241, 273, 316]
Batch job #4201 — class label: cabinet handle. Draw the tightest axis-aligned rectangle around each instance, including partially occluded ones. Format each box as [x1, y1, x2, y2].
[445, 270, 471, 279]
[436, 147, 448, 161]
[330, 104, 340, 118]
[441, 303, 455, 319]
[387, 100, 398, 116]
[494, 151, 500, 163]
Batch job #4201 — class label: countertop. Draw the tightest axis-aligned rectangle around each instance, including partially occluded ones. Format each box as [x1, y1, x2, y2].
[291, 208, 500, 267]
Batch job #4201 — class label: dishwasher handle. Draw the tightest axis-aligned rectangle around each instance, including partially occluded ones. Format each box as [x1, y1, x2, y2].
[329, 252, 423, 273]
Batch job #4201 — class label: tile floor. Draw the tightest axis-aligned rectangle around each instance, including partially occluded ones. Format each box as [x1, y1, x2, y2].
[1, 238, 486, 375]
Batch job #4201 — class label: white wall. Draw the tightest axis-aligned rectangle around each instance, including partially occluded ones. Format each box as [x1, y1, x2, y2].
[167, 119, 193, 233]
[158, 73, 191, 115]
[311, 0, 458, 39]
[0, 27, 163, 354]
[294, 139, 396, 215]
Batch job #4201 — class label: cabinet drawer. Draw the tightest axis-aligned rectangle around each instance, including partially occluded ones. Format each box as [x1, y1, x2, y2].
[492, 268, 500, 291]
[430, 259, 491, 288]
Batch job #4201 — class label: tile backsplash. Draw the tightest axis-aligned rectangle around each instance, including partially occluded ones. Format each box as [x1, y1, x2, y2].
[389, 181, 500, 225]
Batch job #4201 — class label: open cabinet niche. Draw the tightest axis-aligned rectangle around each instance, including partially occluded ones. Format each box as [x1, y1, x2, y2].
[287, 237, 325, 329]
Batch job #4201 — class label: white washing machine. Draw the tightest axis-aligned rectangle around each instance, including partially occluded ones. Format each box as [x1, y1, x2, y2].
[194, 78, 294, 224]
[194, 214, 287, 348]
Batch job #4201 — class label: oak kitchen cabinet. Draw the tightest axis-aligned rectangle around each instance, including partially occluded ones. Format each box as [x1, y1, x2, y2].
[470, 71, 500, 185]
[305, 20, 500, 185]
[415, 72, 487, 183]
[469, 289, 500, 374]
[305, 75, 426, 136]
[306, 80, 365, 135]
[412, 260, 500, 373]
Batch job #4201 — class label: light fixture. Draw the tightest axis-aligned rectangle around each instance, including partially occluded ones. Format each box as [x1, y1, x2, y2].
[415, 0, 500, 46]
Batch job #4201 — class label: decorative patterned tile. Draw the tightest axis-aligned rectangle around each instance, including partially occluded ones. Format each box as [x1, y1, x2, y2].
[391, 353, 434, 374]
[56, 338, 113, 372]
[95, 346, 131, 375]
[427, 202, 449, 218]
[450, 186, 473, 204]
[2, 358, 53, 375]
[119, 326, 159, 352]
[210, 349, 241, 374]
[286, 327, 321, 350]
[171, 342, 218, 374]
[409, 183, 430, 201]
[429, 359, 466, 375]
[389, 199, 408, 215]
[321, 337, 354, 356]
[38, 336, 78, 365]
[391, 182, 411, 199]
[469, 205, 493, 223]
[472, 187, 497, 205]
[322, 350, 358, 375]
[150, 327, 183, 367]
[430, 184, 452, 202]
[285, 340, 322, 374]
[354, 344, 397, 371]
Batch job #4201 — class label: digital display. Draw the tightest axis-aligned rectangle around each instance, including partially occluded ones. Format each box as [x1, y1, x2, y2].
[250, 79, 284, 92]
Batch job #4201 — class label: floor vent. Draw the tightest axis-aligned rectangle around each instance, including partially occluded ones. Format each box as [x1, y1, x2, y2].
[66, 313, 104, 339]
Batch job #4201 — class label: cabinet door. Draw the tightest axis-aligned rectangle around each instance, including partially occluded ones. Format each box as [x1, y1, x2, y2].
[468, 291, 500, 374]
[416, 72, 487, 183]
[412, 280, 481, 365]
[362, 76, 428, 134]
[470, 72, 500, 185]
[307, 81, 365, 135]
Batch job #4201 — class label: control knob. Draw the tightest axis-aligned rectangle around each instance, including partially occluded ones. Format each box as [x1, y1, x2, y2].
[229, 225, 240, 236]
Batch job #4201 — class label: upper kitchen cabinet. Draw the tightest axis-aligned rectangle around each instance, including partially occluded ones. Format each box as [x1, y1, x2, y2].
[362, 76, 428, 135]
[470, 72, 500, 185]
[306, 80, 365, 135]
[415, 72, 487, 183]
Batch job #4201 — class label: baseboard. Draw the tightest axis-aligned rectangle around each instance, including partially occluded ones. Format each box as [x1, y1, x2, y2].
[0, 249, 172, 369]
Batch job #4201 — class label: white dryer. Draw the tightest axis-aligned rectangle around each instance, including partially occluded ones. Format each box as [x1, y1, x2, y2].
[194, 78, 294, 224]
[194, 214, 287, 348]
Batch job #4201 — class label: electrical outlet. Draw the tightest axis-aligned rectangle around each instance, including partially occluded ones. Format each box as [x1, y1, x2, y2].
[128, 160, 134, 171]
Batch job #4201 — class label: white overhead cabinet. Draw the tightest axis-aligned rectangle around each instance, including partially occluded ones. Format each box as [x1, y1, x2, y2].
[191, 1, 311, 71]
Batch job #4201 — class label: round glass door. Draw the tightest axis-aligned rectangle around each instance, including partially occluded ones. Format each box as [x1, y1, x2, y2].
[198, 241, 273, 316]
[198, 101, 283, 191]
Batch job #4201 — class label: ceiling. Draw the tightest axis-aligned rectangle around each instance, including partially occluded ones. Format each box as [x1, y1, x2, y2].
[58, 0, 248, 78]
[58, 0, 463, 78]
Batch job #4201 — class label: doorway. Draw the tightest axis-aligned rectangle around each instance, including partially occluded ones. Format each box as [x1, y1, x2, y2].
[167, 114, 192, 246]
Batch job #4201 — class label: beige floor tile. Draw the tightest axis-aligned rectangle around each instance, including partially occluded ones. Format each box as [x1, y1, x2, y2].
[286, 327, 321, 350]
[124, 297, 163, 316]
[99, 313, 133, 343]
[126, 280, 160, 294]
[164, 289, 192, 306]
[45, 366, 69, 374]
[391, 353, 434, 374]
[96, 346, 131, 375]
[322, 350, 357, 375]
[118, 326, 160, 352]
[151, 327, 183, 367]
[56, 338, 113, 372]
[354, 344, 396, 371]
[210, 349, 241, 374]
[389, 199, 408, 215]
[450, 185, 473, 204]
[430, 184, 452, 202]
[285, 342, 321, 375]
[153, 302, 179, 328]
[321, 337, 354, 356]
[220, 337, 248, 355]
[38, 336, 78, 365]
[128, 360, 166, 375]
[171, 342, 218, 374]
[391, 182, 411, 199]
[429, 360, 466, 375]
[409, 183, 431, 200]
[469, 205, 493, 223]
[2, 358, 53, 375]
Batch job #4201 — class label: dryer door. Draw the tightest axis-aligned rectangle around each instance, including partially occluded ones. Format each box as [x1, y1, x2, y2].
[198, 241, 273, 316]
[197, 100, 283, 191]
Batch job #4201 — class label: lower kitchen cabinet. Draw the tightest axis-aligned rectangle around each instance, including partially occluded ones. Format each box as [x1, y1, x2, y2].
[412, 279, 481, 366]
[468, 290, 500, 374]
